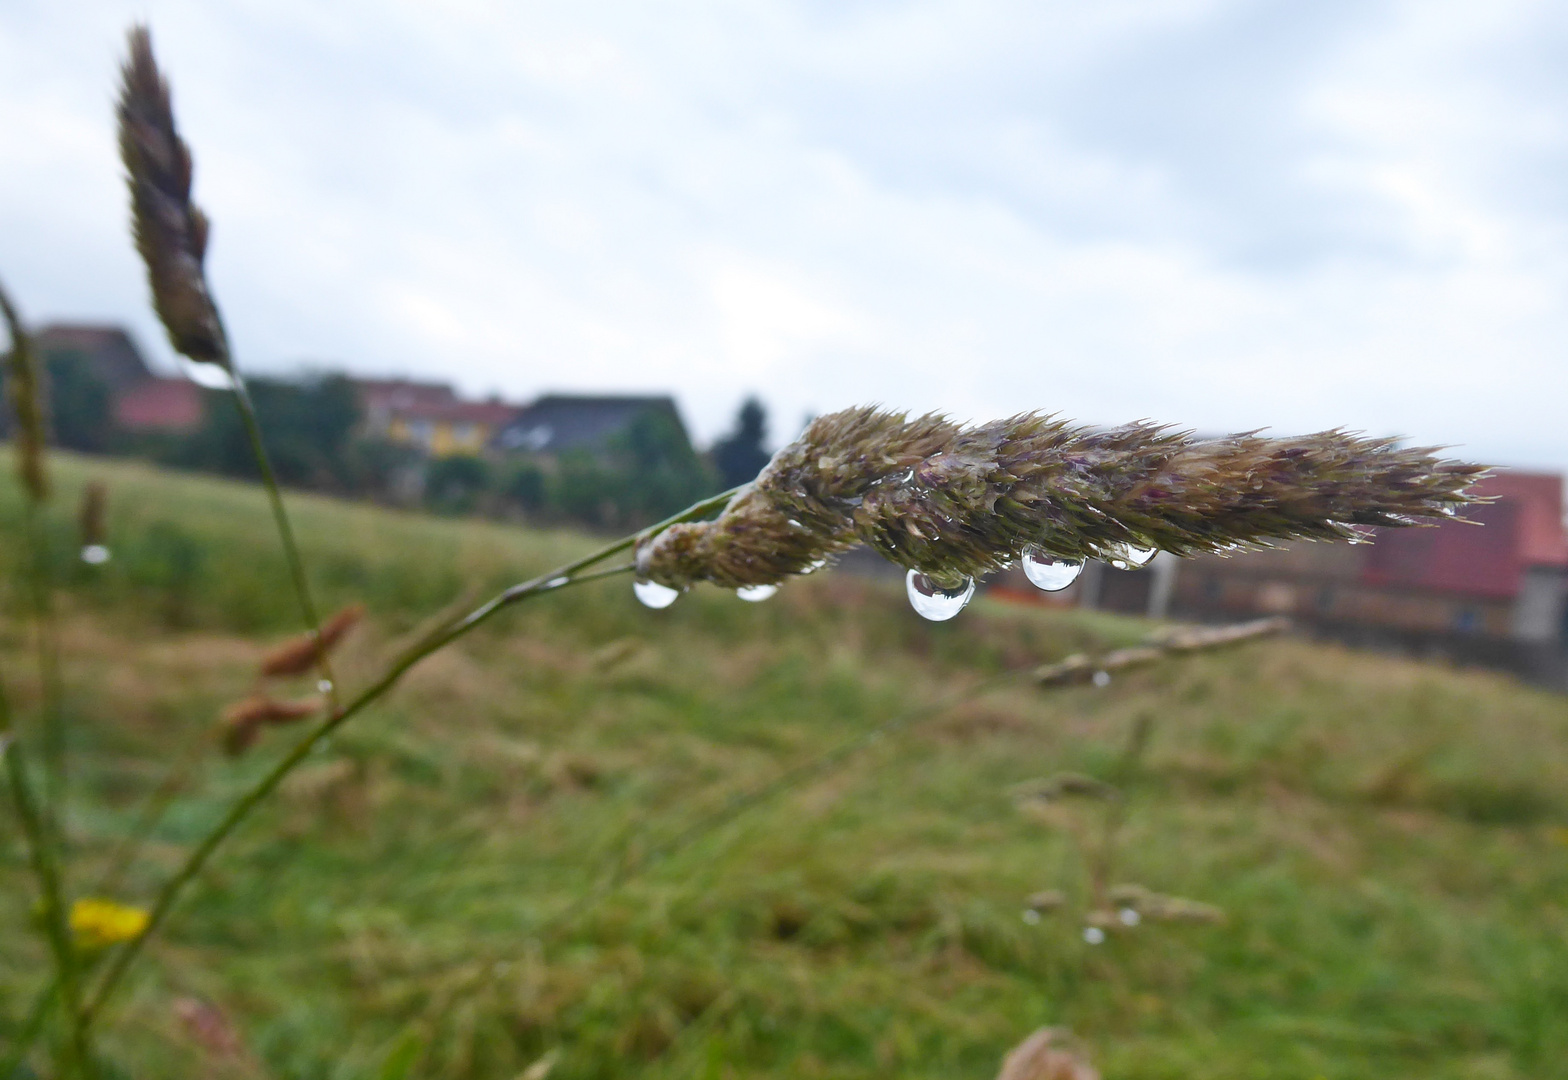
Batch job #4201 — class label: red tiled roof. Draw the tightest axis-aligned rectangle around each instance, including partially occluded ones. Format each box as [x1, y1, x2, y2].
[115, 378, 204, 432]
[1359, 470, 1566, 599]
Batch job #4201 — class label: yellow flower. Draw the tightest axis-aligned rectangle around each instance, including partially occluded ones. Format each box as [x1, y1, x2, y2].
[70, 898, 150, 950]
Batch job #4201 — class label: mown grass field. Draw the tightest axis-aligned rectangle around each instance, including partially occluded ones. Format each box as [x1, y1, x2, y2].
[3, 452, 1568, 1079]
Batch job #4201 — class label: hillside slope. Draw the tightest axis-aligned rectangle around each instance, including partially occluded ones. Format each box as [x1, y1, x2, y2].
[3, 453, 1568, 1079]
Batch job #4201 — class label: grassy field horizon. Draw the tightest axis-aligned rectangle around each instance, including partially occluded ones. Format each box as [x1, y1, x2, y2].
[4, 452, 1568, 1079]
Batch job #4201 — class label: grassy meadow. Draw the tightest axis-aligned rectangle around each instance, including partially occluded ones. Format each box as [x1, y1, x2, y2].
[3, 452, 1568, 1079]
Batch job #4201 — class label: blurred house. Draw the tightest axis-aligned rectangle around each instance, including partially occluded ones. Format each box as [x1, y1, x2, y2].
[355, 379, 519, 457]
[35, 324, 203, 433]
[1052, 472, 1568, 686]
[493, 394, 687, 456]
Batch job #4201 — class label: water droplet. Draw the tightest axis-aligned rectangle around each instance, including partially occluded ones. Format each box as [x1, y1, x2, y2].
[1118, 907, 1141, 927]
[1083, 926, 1106, 945]
[1021, 547, 1082, 592]
[317, 679, 334, 695]
[1106, 543, 1156, 570]
[80, 545, 111, 565]
[904, 570, 975, 621]
[1022, 909, 1042, 925]
[1092, 670, 1111, 688]
[633, 579, 680, 609]
[736, 584, 778, 602]
[546, 576, 569, 588]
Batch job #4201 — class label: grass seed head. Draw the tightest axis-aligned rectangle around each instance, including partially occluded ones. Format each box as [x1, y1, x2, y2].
[258, 603, 365, 677]
[637, 406, 1486, 591]
[79, 479, 109, 547]
[118, 25, 229, 367]
[221, 695, 322, 755]
[0, 279, 49, 502]
[996, 1028, 1100, 1080]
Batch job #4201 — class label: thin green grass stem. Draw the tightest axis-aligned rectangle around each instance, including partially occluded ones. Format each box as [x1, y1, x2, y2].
[228, 376, 340, 710]
[82, 487, 740, 1022]
[1, 676, 92, 1077]
[0, 975, 60, 1080]
[21, 502, 66, 825]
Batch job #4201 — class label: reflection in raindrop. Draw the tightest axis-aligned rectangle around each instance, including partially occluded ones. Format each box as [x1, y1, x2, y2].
[633, 579, 680, 609]
[904, 570, 975, 621]
[736, 584, 778, 602]
[81, 545, 111, 565]
[1106, 543, 1157, 571]
[1021, 547, 1082, 591]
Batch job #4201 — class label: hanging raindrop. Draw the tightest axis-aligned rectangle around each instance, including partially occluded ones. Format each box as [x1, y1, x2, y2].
[633, 579, 680, 609]
[80, 545, 111, 565]
[736, 583, 778, 602]
[1021, 547, 1082, 592]
[1106, 543, 1157, 571]
[905, 570, 975, 621]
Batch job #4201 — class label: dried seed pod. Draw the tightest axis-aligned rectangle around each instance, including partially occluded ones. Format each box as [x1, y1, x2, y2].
[0, 279, 49, 502]
[79, 479, 109, 547]
[117, 25, 229, 367]
[220, 695, 321, 755]
[996, 1028, 1100, 1080]
[637, 406, 1486, 591]
[258, 604, 365, 677]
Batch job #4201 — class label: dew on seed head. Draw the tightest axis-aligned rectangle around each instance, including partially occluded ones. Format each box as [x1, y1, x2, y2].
[1022, 909, 1042, 925]
[1092, 670, 1111, 688]
[81, 545, 111, 565]
[1083, 926, 1106, 945]
[1106, 543, 1156, 570]
[1021, 547, 1082, 592]
[1118, 907, 1141, 927]
[736, 583, 778, 602]
[633, 579, 680, 609]
[317, 679, 334, 695]
[905, 570, 974, 621]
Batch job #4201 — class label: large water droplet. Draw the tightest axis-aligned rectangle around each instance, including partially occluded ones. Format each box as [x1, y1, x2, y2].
[633, 579, 680, 609]
[80, 544, 111, 565]
[1106, 543, 1157, 570]
[905, 570, 974, 621]
[1021, 547, 1082, 592]
[736, 583, 778, 603]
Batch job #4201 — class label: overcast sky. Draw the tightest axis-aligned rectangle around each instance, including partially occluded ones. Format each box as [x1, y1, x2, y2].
[2, 0, 1565, 467]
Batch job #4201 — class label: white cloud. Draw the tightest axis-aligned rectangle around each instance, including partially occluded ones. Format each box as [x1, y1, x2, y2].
[2, 0, 1566, 469]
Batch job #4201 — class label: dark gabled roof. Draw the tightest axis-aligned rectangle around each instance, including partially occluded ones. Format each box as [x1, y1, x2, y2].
[34, 324, 154, 390]
[495, 395, 684, 453]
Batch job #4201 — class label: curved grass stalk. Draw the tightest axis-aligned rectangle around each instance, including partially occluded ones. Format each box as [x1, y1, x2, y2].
[81, 487, 740, 1022]
[2, 680, 91, 1077]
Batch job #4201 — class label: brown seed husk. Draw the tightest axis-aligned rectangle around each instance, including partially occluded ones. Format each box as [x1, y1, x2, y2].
[117, 25, 229, 367]
[258, 604, 365, 677]
[0, 279, 49, 502]
[79, 480, 109, 547]
[637, 406, 1486, 590]
[996, 1028, 1100, 1080]
[220, 695, 321, 756]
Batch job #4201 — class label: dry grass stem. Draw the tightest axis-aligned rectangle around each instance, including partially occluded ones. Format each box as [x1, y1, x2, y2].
[638, 406, 1485, 590]
[0, 279, 49, 501]
[117, 25, 228, 367]
[258, 604, 364, 677]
